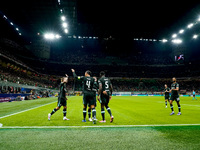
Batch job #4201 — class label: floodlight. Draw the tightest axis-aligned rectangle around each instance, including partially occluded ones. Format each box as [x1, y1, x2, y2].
[62, 22, 68, 28]
[187, 23, 193, 28]
[172, 34, 177, 38]
[179, 29, 184, 34]
[193, 34, 198, 39]
[3, 15, 7, 19]
[44, 33, 55, 39]
[16, 28, 19, 31]
[172, 39, 182, 44]
[10, 22, 13, 25]
[162, 39, 168, 43]
[55, 34, 61, 39]
[64, 29, 68, 33]
[61, 16, 66, 21]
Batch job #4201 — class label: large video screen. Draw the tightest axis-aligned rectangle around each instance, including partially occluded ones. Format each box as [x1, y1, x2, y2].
[175, 54, 184, 62]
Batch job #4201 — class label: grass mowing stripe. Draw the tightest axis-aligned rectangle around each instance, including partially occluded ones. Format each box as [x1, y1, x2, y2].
[0, 101, 56, 119]
[1, 123, 200, 128]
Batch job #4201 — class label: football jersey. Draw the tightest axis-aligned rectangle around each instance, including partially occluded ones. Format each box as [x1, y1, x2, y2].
[171, 82, 179, 95]
[164, 87, 170, 96]
[98, 76, 112, 92]
[59, 82, 67, 100]
[77, 76, 94, 93]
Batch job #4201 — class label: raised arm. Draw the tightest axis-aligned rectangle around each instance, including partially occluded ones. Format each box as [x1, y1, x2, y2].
[71, 69, 78, 78]
[71, 69, 83, 80]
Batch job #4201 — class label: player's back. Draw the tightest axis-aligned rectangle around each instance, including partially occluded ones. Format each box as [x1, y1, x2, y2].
[99, 76, 111, 92]
[59, 83, 66, 99]
[82, 76, 94, 93]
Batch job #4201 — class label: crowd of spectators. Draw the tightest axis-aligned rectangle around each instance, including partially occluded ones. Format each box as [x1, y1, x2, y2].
[72, 77, 200, 94]
[1, 37, 200, 97]
[0, 66, 58, 89]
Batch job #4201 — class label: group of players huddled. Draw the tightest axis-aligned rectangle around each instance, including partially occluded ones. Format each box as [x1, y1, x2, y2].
[48, 69, 114, 124]
[48, 74, 187, 124]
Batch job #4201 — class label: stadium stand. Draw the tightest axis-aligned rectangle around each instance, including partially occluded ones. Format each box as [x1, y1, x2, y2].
[0, 37, 200, 97]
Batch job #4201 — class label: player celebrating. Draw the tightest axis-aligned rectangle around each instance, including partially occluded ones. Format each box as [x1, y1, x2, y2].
[71, 69, 97, 124]
[192, 90, 197, 100]
[164, 84, 170, 108]
[169, 77, 181, 115]
[48, 75, 69, 121]
[98, 71, 114, 123]
[88, 76, 98, 122]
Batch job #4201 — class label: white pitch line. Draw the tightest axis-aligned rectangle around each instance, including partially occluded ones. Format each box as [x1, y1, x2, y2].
[0, 101, 56, 119]
[1, 124, 200, 129]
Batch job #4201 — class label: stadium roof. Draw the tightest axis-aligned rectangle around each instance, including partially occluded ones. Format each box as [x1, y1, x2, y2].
[0, 0, 200, 42]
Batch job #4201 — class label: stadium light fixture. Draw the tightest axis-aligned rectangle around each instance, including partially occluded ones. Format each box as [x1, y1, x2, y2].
[187, 23, 193, 28]
[3, 15, 7, 19]
[55, 34, 61, 39]
[172, 34, 177, 38]
[162, 39, 168, 43]
[48, 33, 55, 39]
[10, 22, 13, 25]
[16, 28, 19, 31]
[64, 29, 68, 33]
[61, 16, 66, 21]
[193, 34, 198, 39]
[44, 33, 61, 40]
[62, 22, 68, 28]
[179, 29, 184, 34]
[172, 39, 182, 44]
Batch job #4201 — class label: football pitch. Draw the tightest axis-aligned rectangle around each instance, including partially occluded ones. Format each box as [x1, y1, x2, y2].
[0, 96, 200, 150]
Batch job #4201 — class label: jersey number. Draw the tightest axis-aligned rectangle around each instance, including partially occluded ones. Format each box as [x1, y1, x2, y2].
[105, 81, 109, 89]
[86, 81, 91, 88]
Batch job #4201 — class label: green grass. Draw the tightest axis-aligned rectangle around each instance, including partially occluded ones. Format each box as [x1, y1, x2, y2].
[0, 96, 200, 149]
[0, 96, 199, 126]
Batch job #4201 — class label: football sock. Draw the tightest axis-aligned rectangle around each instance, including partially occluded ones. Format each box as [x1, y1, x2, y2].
[88, 108, 91, 118]
[63, 108, 67, 117]
[165, 101, 167, 106]
[178, 104, 181, 112]
[105, 106, 112, 117]
[50, 108, 58, 115]
[101, 108, 105, 120]
[170, 104, 174, 111]
[83, 108, 87, 120]
[92, 108, 96, 119]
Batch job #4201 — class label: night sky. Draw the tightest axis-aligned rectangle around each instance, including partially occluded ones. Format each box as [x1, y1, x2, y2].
[0, 0, 200, 40]
[77, 0, 200, 38]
